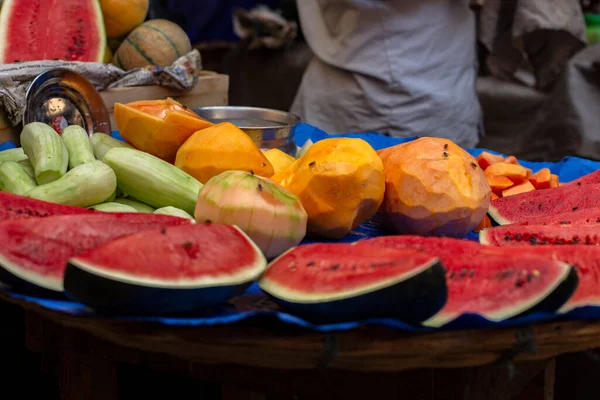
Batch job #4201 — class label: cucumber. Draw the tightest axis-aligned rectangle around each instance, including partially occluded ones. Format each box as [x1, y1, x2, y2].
[0, 161, 38, 195]
[90, 133, 133, 161]
[0, 147, 28, 163]
[25, 161, 117, 207]
[154, 206, 195, 222]
[89, 202, 138, 213]
[104, 147, 202, 215]
[21, 122, 69, 185]
[62, 125, 96, 168]
[18, 159, 35, 178]
[114, 198, 156, 213]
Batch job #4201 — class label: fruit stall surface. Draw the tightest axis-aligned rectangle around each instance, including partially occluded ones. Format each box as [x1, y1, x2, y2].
[3, 120, 600, 399]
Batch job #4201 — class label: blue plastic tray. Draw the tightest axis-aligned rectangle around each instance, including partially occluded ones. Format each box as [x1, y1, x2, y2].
[2, 122, 600, 332]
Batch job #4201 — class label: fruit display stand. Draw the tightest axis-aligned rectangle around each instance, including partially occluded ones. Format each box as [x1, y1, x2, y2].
[4, 121, 600, 399]
[2, 289, 600, 400]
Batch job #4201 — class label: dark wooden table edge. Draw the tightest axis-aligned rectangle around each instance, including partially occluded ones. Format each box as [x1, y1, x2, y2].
[2, 291, 598, 373]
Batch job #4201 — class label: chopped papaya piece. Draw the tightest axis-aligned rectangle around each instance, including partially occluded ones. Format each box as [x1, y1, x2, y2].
[476, 151, 504, 170]
[486, 175, 514, 194]
[502, 180, 536, 197]
[484, 162, 530, 184]
[550, 174, 559, 188]
[529, 168, 552, 189]
[503, 155, 519, 165]
[490, 192, 500, 200]
[473, 215, 492, 232]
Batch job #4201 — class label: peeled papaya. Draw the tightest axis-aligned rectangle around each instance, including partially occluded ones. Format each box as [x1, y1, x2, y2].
[273, 138, 385, 239]
[175, 122, 274, 184]
[379, 137, 490, 237]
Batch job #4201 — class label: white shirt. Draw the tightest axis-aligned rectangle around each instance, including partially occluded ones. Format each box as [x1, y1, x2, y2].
[291, 0, 482, 148]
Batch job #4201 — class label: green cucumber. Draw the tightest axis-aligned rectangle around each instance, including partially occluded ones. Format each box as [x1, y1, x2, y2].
[114, 198, 156, 213]
[18, 159, 35, 178]
[89, 202, 138, 213]
[20, 122, 69, 184]
[154, 206, 195, 222]
[62, 126, 96, 168]
[25, 161, 117, 207]
[104, 147, 202, 215]
[90, 133, 133, 161]
[0, 161, 38, 195]
[0, 147, 28, 163]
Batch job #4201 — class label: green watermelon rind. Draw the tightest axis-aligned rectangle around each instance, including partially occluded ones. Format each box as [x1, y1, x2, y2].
[67, 225, 267, 289]
[0, 251, 64, 292]
[487, 203, 512, 225]
[422, 260, 574, 328]
[258, 247, 442, 304]
[0, 0, 106, 64]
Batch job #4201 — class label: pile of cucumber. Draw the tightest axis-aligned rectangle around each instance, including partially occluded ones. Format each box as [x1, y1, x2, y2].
[0, 122, 199, 221]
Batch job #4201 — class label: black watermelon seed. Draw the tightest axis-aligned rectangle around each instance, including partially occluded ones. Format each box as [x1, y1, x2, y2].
[573, 206, 579, 211]
[182, 241, 193, 249]
[160, 227, 166, 234]
[205, 219, 212, 224]
[469, 269, 476, 277]
[515, 279, 524, 288]
[529, 237, 537, 244]
[306, 261, 315, 267]
[449, 271, 456, 279]
[328, 264, 341, 271]
[577, 182, 582, 186]
[538, 203, 543, 210]
[515, 233, 522, 240]
[504, 235, 511, 241]
[560, 221, 570, 225]
[459, 268, 468, 278]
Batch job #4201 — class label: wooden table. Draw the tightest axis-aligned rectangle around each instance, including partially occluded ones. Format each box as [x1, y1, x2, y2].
[2, 291, 600, 400]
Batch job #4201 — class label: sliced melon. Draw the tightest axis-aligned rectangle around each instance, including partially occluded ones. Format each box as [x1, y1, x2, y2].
[0, 0, 105, 63]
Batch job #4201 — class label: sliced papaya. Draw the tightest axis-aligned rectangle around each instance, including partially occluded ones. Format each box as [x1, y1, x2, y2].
[490, 192, 500, 201]
[550, 174, 559, 188]
[502, 180, 536, 197]
[114, 98, 213, 162]
[484, 162, 530, 184]
[476, 151, 504, 171]
[263, 149, 295, 175]
[503, 155, 518, 165]
[473, 215, 492, 232]
[529, 168, 552, 190]
[486, 175, 514, 195]
[175, 122, 274, 183]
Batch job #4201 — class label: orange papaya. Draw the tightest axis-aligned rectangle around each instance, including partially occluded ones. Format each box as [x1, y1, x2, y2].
[550, 174, 559, 188]
[263, 149, 295, 175]
[175, 122, 274, 183]
[114, 98, 213, 162]
[476, 151, 504, 170]
[502, 180, 536, 197]
[473, 215, 492, 232]
[503, 155, 519, 165]
[490, 192, 500, 201]
[487, 175, 514, 195]
[379, 137, 490, 237]
[484, 162, 530, 184]
[529, 168, 552, 190]
[274, 138, 385, 239]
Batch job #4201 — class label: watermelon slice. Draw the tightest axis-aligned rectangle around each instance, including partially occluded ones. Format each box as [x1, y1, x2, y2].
[566, 169, 600, 186]
[64, 224, 267, 315]
[0, 0, 105, 63]
[0, 213, 191, 294]
[354, 236, 577, 327]
[488, 183, 600, 225]
[0, 191, 94, 222]
[514, 207, 600, 226]
[258, 243, 447, 323]
[479, 245, 600, 314]
[479, 224, 600, 246]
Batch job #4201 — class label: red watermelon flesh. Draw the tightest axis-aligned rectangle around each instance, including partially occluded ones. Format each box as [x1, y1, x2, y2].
[261, 243, 439, 300]
[0, 0, 105, 63]
[354, 236, 576, 327]
[566, 170, 600, 186]
[479, 224, 600, 246]
[514, 207, 600, 226]
[69, 224, 266, 286]
[0, 213, 191, 293]
[0, 191, 94, 222]
[482, 245, 600, 314]
[488, 183, 600, 225]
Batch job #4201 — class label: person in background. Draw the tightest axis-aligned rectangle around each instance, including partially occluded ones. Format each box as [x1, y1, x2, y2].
[290, 0, 482, 149]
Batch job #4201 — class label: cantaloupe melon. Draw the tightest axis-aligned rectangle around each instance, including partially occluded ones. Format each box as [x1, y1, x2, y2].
[113, 19, 191, 70]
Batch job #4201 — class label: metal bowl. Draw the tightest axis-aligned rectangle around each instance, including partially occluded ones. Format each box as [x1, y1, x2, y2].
[23, 68, 111, 138]
[194, 106, 300, 156]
